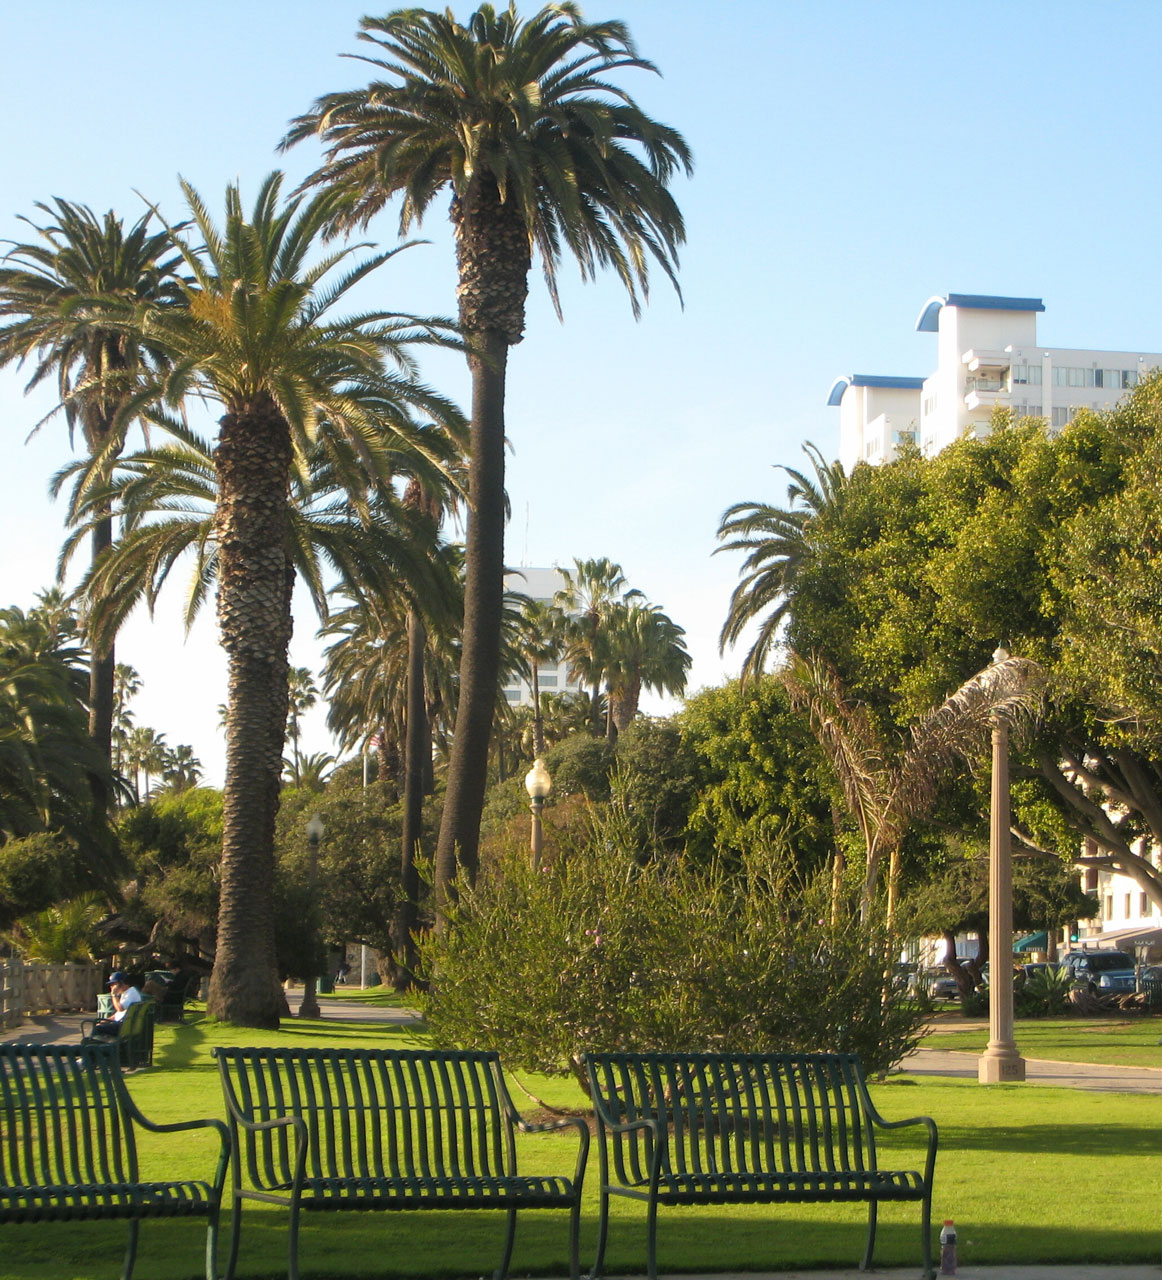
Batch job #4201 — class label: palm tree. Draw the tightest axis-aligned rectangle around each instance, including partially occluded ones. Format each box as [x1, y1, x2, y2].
[286, 2, 691, 917]
[111, 662, 141, 785]
[782, 650, 1043, 924]
[0, 201, 185, 803]
[286, 667, 319, 787]
[602, 599, 691, 736]
[515, 596, 564, 755]
[717, 443, 848, 685]
[125, 725, 167, 802]
[124, 172, 461, 1027]
[161, 743, 202, 793]
[556, 557, 638, 736]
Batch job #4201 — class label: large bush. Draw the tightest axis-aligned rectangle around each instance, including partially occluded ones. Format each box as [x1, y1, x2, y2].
[421, 810, 923, 1084]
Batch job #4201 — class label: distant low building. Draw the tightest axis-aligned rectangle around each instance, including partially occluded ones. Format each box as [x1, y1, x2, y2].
[501, 567, 583, 708]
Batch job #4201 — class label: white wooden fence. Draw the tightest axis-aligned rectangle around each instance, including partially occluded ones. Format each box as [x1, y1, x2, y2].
[0, 958, 103, 1028]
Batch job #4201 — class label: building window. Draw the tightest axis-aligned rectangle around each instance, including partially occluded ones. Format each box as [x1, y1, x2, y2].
[1141, 892, 1150, 916]
[1051, 406, 1075, 428]
[1012, 364, 1042, 386]
[503, 689, 520, 703]
[1105, 894, 1114, 919]
[539, 673, 558, 686]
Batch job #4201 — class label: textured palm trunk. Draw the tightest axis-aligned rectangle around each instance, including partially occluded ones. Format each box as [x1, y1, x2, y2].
[611, 676, 640, 735]
[87, 510, 115, 811]
[206, 393, 294, 1028]
[434, 178, 529, 924]
[531, 665, 545, 757]
[394, 606, 427, 987]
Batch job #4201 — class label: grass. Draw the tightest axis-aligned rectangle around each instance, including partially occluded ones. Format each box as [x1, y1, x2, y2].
[5, 1010, 1160, 1279]
[927, 1012, 1162, 1067]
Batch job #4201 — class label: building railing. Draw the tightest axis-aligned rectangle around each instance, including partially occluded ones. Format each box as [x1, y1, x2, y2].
[0, 958, 103, 1029]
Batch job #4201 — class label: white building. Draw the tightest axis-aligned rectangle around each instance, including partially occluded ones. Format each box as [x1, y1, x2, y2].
[829, 292, 1162, 472]
[501, 567, 583, 708]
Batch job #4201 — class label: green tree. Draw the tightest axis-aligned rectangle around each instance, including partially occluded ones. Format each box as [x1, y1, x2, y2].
[556, 557, 637, 736]
[0, 201, 184, 800]
[285, 667, 318, 788]
[127, 173, 460, 1027]
[602, 599, 690, 736]
[717, 443, 848, 684]
[514, 596, 564, 756]
[0, 596, 116, 869]
[288, 3, 691, 918]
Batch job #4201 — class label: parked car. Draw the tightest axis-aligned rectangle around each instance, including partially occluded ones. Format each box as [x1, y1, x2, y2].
[1057, 950, 1136, 993]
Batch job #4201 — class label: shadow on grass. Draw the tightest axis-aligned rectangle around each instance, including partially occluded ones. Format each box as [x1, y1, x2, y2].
[6, 1208, 1156, 1279]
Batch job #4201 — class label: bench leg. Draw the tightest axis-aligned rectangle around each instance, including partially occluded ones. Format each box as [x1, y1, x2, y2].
[204, 1199, 221, 1280]
[921, 1192, 935, 1280]
[493, 1206, 518, 1280]
[588, 1185, 611, 1280]
[860, 1198, 878, 1272]
[120, 1220, 140, 1280]
[287, 1198, 303, 1280]
[223, 1196, 243, 1280]
[568, 1193, 582, 1280]
[645, 1196, 660, 1280]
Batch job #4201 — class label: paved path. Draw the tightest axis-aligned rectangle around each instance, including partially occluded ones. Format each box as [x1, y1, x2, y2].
[4, 1000, 1159, 1095]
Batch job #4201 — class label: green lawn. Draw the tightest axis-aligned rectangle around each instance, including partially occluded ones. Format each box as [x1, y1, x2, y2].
[5, 1012, 1159, 1279]
[927, 1013, 1162, 1067]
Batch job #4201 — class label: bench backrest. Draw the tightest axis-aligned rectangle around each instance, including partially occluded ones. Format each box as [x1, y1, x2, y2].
[215, 1048, 518, 1189]
[0, 1044, 136, 1192]
[117, 998, 155, 1069]
[585, 1052, 879, 1181]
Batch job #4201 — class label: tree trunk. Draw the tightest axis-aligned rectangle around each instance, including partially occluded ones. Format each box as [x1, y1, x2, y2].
[433, 178, 529, 926]
[532, 666, 544, 757]
[87, 511, 116, 813]
[433, 327, 510, 924]
[395, 607, 427, 987]
[206, 394, 294, 1028]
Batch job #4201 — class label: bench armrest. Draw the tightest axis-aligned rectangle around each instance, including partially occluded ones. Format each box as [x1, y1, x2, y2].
[865, 1107, 938, 1186]
[514, 1113, 591, 1189]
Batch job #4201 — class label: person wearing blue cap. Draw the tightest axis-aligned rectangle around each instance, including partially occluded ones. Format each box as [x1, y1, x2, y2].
[90, 971, 142, 1037]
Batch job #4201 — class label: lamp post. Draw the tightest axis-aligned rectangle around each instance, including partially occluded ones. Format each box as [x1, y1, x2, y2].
[524, 759, 552, 868]
[298, 812, 325, 1020]
[978, 647, 1025, 1083]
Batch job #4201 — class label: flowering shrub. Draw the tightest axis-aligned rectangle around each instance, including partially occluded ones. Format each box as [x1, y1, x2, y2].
[420, 811, 923, 1085]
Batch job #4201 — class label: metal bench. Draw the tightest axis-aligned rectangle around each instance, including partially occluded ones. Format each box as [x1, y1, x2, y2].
[80, 995, 155, 1069]
[214, 1046, 590, 1280]
[584, 1051, 938, 1280]
[0, 1042, 228, 1280]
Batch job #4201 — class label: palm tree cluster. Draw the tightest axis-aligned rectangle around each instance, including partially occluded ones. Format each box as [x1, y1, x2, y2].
[1, 3, 688, 1025]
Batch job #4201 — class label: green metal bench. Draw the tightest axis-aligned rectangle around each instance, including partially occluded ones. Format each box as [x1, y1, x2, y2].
[584, 1051, 937, 1280]
[80, 995, 156, 1069]
[0, 1043, 228, 1280]
[214, 1046, 590, 1280]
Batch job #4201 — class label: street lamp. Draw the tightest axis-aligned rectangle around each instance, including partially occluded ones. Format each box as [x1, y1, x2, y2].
[298, 812, 325, 1020]
[978, 646, 1026, 1083]
[524, 759, 552, 868]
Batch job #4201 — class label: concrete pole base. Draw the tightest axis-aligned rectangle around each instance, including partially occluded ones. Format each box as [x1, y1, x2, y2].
[978, 1049, 1026, 1083]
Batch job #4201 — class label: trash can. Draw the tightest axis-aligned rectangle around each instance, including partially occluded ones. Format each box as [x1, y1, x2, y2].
[318, 974, 334, 994]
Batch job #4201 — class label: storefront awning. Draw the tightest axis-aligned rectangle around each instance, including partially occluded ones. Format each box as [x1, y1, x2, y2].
[1014, 931, 1048, 952]
[1081, 925, 1162, 951]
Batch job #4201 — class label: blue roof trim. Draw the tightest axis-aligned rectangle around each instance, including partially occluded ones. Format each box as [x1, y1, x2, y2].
[916, 292, 1045, 332]
[827, 374, 924, 406]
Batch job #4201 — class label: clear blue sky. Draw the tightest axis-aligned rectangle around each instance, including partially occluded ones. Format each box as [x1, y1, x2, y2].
[4, 0, 1162, 784]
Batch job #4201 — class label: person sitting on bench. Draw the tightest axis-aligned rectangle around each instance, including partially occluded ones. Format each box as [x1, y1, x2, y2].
[90, 971, 142, 1036]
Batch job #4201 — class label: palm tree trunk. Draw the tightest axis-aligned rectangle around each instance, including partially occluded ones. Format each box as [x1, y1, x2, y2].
[434, 329, 510, 924]
[395, 606, 426, 986]
[206, 395, 294, 1028]
[87, 511, 116, 812]
[532, 666, 544, 757]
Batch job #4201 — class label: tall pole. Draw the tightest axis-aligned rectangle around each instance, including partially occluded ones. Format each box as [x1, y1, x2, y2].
[979, 650, 1025, 1083]
[524, 759, 552, 870]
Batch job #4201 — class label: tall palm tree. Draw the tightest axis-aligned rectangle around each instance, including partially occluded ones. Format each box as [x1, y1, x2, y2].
[515, 596, 564, 755]
[124, 172, 460, 1027]
[556, 557, 639, 736]
[286, 2, 691, 916]
[602, 599, 691, 736]
[0, 200, 185, 802]
[717, 443, 848, 685]
[286, 667, 319, 787]
[125, 725, 167, 802]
